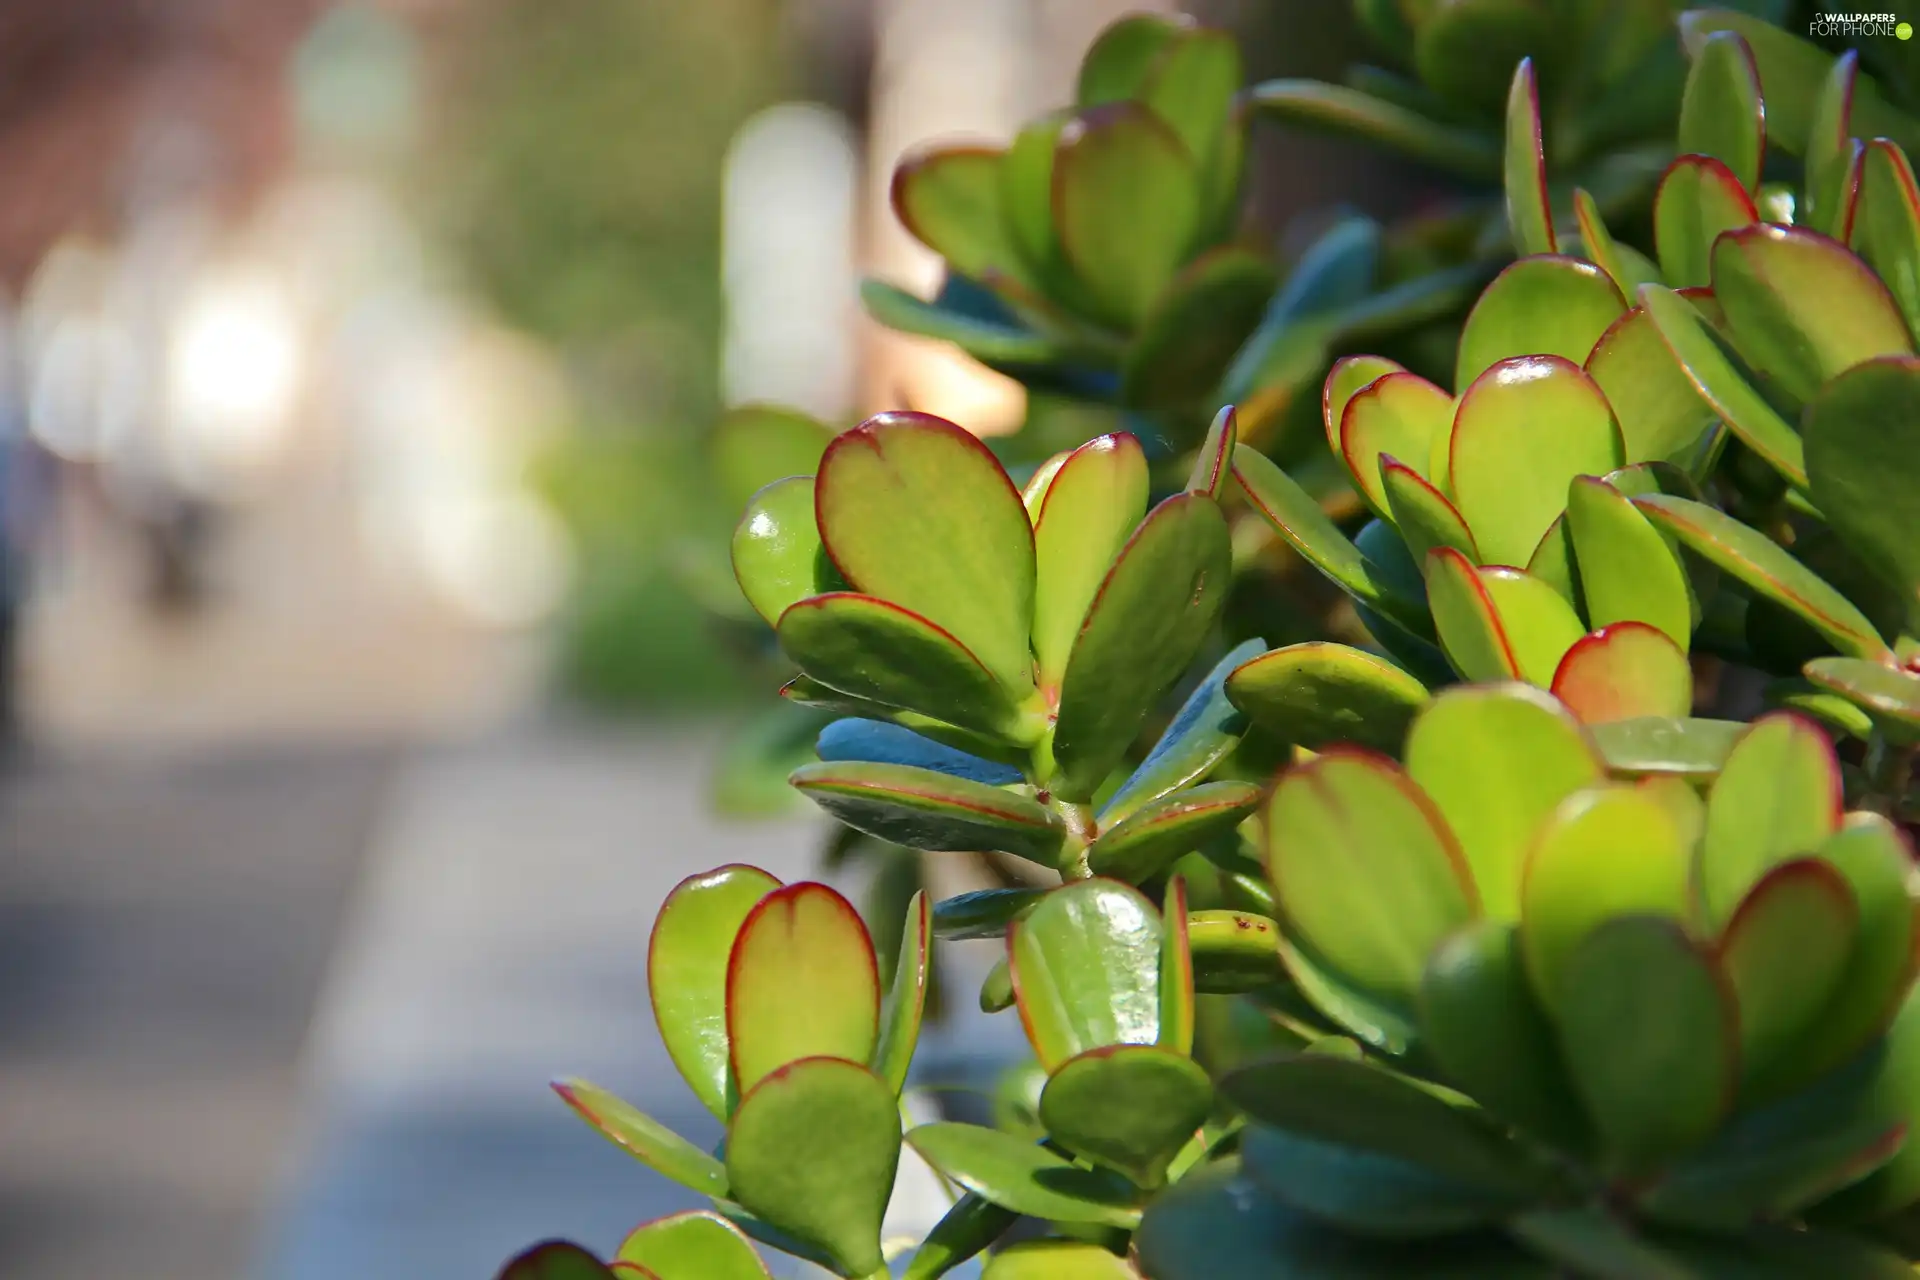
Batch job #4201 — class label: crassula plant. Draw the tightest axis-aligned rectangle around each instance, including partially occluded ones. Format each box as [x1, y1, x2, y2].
[502, 9, 1920, 1280]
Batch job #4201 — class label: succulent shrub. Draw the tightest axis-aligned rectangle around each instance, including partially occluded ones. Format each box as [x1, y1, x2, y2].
[502, 8, 1920, 1280]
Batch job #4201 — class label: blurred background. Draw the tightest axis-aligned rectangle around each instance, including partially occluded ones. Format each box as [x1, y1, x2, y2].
[0, 2, 1398, 1276]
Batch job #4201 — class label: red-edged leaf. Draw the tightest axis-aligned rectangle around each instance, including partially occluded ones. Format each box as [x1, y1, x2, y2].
[1551, 623, 1694, 724]
[727, 883, 882, 1093]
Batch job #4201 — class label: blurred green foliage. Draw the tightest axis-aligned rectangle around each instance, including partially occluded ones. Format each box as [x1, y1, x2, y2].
[425, 0, 786, 707]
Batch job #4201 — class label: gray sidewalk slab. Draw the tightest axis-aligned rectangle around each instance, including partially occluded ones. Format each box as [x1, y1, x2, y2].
[260, 723, 1022, 1279]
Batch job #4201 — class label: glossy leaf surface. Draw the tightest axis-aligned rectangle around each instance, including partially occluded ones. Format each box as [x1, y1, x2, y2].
[1805, 657, 1920, 744]
[1100, 637, 1264, 824]
[1449, 356, 1624, 567]
[552, 1079, 729, 1197]
[874, 890, 930, 1095]
[649, 865, 781, 1119]
[1566, 476, 1693, 648]
[814, 719, 1021, 786]
[1383, 460, 1477, 563]
[1585, 306, 1721, 472]
[1679, 30, 1764, 193]
[1590, 716, 1746, 781]
[1339, 371, 1452, 518]
[1428, 553, 1586, 686]
[1503, 60, 1554, 257]
[1853, 139, 1920, 338]
[1010, 879, 1163, 1070]
[1455, 258, 1626, 392]
[732, 478, 825, 628]
[615, 1213, 770, 1280]
[1653, 155, 1757, 289]
[1718, 859, 1857, 1082]
[1803, 357, 1920, 636]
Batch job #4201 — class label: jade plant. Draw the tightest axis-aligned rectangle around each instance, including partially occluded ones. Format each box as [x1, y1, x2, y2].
[501, 7, 1920, 1279]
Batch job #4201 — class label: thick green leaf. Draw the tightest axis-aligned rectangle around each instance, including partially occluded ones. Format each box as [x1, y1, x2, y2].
[1051, 493, 1232, 801]
[1574, 190, 1637, 296]
[1805, 51, 1859, 238]
[1633, 494, 1890, 660]
[1678, 10, 1920, 159]
[1187, 405, 1236, 503]
[980, 957, 1014, 1012]
[1077, 13, 1187, 105]
[1383, 460, 1478, 563]
[648, 865, 780, 1119]
[1123, 251, 1274, 410]
[497, 1242, 619, 1280]
[1698, 712, 1843, 927]
[874, 890, 930, 1095]
[1136, 1159, 1552, 1280]
[1805, 656, 1920, 745]
[815, 718, 1020, 786]
[1189, 908, 1282, 994]
[732, 478, 826, 628]
[1241, 1124, 1531, 1237]
[778, 594, 1035, 742]
[726, 1058, 900, 1278]
[790, 761, 1064, 863]
[1504, 59, 1554, 257]
[1231, 445, 1434, 640]
[1566, 476, 1694, 648]
[1339, 370, 1453, 518]
[1455, 258, 1627, 393]
[1055, 103, 1199, 327]
[906, 1122, 1143, 1228]
[1222, 1054, 1547, 1197]
[932, 888, 1044, 941]
[1421, 921, 1587, 1150]
[1138, 25, 1241, 177]
[1031, 432, 1149, 688]
[1449, 356, 1624, 567]
[1323, 353, 1405, 455]
[714, 405, 835, 510]
[1160, 876, 1195, 1054]
[1414, 0, 1551, 115]
[1759, 813, 1920, 1095]
[982, 1241, 1136, 1279]
[1590, 715, 1746, 780]
[902, 1194, 1018, 1280]
[782, 676, 1024, 765]
[1524, 514, 1580, 611]
[1661, 1223, 1919, 1277]
[1654, 154, 1758, 289]
[1040, 1044, 1213, 1188]
[1711, 224, 1915, 406]
[1426, 552, 1587, 686]
[1086, 781, 1261, 884]
[892, 147, 1023, 285]
[727, 883, 880, 1094]
[1804, 357, 1920, 635]
[1225, 641, 1428, 754]
[1010, 879, 1163, 1069]
[861, 279, 1069, 367]
[1279, 934, 1420, 1056]
[1554, 917, 1737, 1176]
[1001, 113, 1076, 304]
[1508, 1209, 1693, 1280]
[1718, 859, 1857, 1084]
[1264, 747, 1475, 1005]
[816, 412, 1036, 697]
[1637, 283, 1806, 488]
[1813, 984, 1920, 1220]
[1100, 638, 1264, 824]
[1852, 139, 1920, 339]
[1406, 683, 1605, 919]
[1585, 306, 1722, 472]
[1680, 30, 1765, 192]
[1246, 81, 1501, 179]
[1551, 623, 1695, 724]
[616, 1213, 770, 1280]
[552, 1079, 729, 1198]
[1521, 784, 1693, 1002]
